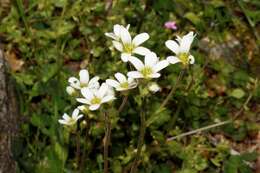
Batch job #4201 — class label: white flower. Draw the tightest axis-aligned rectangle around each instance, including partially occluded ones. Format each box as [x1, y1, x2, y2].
[106, 72, 137, 91]
[76, 83, 116, 111]
[148, 82, 161, 93]
[106, 24, 150, 62]
[58, 109, 83, 126]
[105, 24, 130, 41]
[127, 52, 169, 79]
[68, 69, 100, 90]
[165, 31, 196, 66]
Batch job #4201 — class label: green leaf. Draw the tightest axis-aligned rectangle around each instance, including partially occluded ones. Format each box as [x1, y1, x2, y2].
[229, 88, 245, 99]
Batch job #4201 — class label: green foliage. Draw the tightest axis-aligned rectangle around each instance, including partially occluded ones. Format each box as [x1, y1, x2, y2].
[0, 0, 259, 172]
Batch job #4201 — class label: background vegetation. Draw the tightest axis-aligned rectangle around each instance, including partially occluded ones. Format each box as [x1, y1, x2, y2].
[0, 0, 259, 172]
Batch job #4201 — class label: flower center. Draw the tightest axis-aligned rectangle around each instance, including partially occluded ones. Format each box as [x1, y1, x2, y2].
[80, 83, 88, 88]
[178, 53, 189, 65]
[120, 82, 129, 89]
[68, 118, 76, 125]
[123, 43, 135, 53]
[90, 97, 101, 105]
[140, 66, 153, 78]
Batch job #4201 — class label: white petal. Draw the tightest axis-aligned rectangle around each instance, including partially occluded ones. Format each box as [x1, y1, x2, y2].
[132, 33, 149, 46]
[120, 27, 132, 44]
[58, 120, 69, 125]
[115, 72, 127, 83]
[133, 46, 150, 56]
[88, 76, 100, 87]
[145, 52, 158, 67]
[188, 55, 195, 64]
[101, 95, 115, 103]
[128, 56, 144, 70]
[121, 53, 132, 62]
[180, 32, 195, 53]
[105, 33, 117, 40]
[81, 88, 94, 100]
[165, 40, 180, 55]
[126, 24, 130, 30]
[75, 114, 83, 121]
[72, 109, 79, 119]
[112, 41, 123, 51]
[62, 113, 70, 121]
[153, 60, 169, 72]
[113, 24, 121, 37]
[128, 77, 134, 84]
[106, 86, 115, 97]
[98, 83, 109, 98]
[127, 71, 144, 78]
[176, 36, 182, 43]
[149, 73, 161, 78]
[106, 79, 120, 88]
[167, 56, 181, 64]
[89, 104, 100, 111]
[79, 69, 89, 84]
[76, 98, 91, 105]
[68, 77, 80, 89]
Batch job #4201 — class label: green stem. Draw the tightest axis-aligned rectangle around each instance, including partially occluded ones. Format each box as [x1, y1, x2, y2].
[76, 132, 81, 168]
[118, 95, 128, 114]
[80, 116, 90, 173]
[159, 69, 185, 110]
[15, 0, 30, 36]
[104, 111, 111, 173]
[130, 101, 146, 173]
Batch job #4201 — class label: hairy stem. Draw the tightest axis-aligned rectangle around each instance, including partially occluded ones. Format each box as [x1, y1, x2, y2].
[76, 132, 81, 168]
[104, 111, 111, 173]
[118, 95, 128, 114]
[130, 103, 146, 173]
[160, 69, 185, 110]
[80, 117, 90, 173]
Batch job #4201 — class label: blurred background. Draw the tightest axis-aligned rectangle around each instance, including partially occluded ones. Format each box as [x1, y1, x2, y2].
[0, 0, 259, 173]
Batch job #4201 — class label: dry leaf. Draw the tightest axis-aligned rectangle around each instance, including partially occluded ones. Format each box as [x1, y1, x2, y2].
[5, 51, 24, 72]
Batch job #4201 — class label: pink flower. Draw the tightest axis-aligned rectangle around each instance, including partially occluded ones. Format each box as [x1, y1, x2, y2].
[164, 21, 177, 30]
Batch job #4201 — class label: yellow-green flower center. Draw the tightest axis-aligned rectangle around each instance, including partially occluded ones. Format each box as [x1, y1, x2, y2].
[123, 43, 135, 53]
[120, 82, 129, 89]
[68, 118, 76, 125]
[178, 53, 189, 65]
[80, 83, 88, 88]
[140, 66, 153, 78]
[90, 97, 101, 104]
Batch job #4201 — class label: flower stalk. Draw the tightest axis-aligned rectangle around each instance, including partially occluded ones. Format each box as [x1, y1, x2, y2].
[104, 111, 111, 173]
[159, 69, 186, 110]
[130, 98, 146, 173]
[118, 95, 129, 113]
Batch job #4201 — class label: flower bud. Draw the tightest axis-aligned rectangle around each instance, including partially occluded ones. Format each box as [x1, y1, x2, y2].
[66, 86, 76, 96]
[148, 82, 161, 93]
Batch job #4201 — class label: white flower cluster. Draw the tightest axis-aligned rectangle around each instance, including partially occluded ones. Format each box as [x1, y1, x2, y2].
[59, 24, 195, 126]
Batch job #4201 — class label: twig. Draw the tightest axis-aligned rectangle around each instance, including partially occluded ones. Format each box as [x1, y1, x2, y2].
[166, 79, 258, 142]
[104, 111, 111, 173]
[130, 100, 146, 173]
[166, 120, 231, 142]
